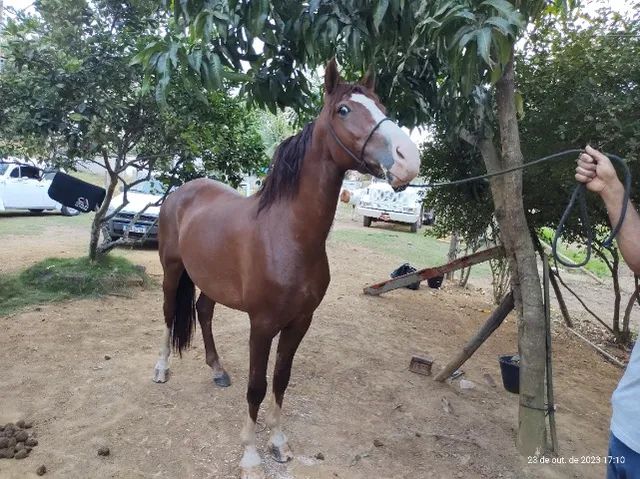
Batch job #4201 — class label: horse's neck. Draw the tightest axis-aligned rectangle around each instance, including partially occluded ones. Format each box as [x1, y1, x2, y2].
[288, 132, 344, 246]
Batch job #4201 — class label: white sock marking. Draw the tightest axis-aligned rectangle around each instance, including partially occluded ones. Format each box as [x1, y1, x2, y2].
[155, 327, 171, 371]
[240, 445, 262, 469]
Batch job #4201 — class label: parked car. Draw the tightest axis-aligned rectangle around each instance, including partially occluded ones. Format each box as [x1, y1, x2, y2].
[356, 179, 434, 232]
[106, 179, 165, 242]
[0, 161, 79, 215]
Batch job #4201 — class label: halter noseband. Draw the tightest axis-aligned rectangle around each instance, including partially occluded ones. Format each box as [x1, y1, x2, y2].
[328, 117, 392, 178]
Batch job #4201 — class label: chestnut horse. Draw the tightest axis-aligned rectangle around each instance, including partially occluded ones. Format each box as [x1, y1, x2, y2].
[153, 59, 420, 479]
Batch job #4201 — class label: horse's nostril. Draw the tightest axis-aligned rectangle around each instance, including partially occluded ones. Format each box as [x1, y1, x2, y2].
[396, 146, 405, 160]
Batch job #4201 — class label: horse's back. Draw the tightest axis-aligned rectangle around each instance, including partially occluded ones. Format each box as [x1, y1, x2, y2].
[159, 178, 248, 262]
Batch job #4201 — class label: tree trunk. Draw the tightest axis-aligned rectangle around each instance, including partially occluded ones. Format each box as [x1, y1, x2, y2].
[620, 275, 638, 346]
[446, 233, 459, 280]
[459, 264, 471, 288]
[611, 250, 621, 339]
[89, 170, 119, 261]
[493, 49, 547, 456]
[621, 288, 637, 346]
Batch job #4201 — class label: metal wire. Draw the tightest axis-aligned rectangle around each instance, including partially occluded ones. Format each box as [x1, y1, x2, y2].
[408, 149, 632, 268]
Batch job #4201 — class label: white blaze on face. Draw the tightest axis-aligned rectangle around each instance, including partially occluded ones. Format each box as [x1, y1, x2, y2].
[350, 93, 421, 186]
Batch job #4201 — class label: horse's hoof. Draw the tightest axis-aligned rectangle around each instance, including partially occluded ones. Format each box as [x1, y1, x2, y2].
[153, 368, 169, 383]
[269, 442, 294, 463]
[213, 371, 231, 388]
[240, 465, 265, 479]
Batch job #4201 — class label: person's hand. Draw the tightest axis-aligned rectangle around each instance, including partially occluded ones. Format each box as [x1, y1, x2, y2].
[575, 145, 622, 197]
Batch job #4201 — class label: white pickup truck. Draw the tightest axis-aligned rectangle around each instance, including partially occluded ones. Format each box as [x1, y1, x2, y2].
[356, 180, 434, 232]
[0, 161, 79, 215]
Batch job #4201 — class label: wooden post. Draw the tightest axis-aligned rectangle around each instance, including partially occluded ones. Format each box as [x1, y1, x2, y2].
[434, 291, 514, 382]
[364, 246, 504, 296]
[543, 255, 558, 454]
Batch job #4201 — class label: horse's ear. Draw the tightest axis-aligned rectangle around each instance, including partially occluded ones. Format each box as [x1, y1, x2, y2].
[360, 67, 375, 91]
[324, 57, 340, 95]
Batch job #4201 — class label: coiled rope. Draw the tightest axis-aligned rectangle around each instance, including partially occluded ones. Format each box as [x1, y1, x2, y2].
[409, 149, 631, 268]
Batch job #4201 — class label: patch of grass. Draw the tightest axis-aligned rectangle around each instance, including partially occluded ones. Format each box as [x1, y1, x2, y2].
[330, 226, 491, 278]
[560, 249, 610, 277]
[0, 211, 92, 237]
[0, 256, 148, 316]
[538, 227, 611, 278]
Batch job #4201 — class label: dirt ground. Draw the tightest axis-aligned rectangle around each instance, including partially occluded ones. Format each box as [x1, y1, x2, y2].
[0, 209, 630, 479]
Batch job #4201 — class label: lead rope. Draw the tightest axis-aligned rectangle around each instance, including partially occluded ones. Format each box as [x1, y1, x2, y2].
[407, 149, 632, 268]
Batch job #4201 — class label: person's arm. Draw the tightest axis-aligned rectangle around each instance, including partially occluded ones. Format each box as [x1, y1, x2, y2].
[576, 145, 640, 274]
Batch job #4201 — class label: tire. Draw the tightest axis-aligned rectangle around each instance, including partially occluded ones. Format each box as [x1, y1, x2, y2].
[61, 206, 80, 216]
[29, 209, 44, 214]
[363, 216, 372, 227]
[423, 206, 435, 226]
[410, 209, 422, 233]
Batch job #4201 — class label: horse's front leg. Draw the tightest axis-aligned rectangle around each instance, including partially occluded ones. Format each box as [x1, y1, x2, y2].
[266, 318, 312, 463]
[240, 326, 275, 479]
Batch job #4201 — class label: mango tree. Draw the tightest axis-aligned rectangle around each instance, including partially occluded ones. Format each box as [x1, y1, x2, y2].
[137, 0, 581, 455]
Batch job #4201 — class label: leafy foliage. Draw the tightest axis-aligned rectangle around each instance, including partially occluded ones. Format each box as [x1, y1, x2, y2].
[136, 0, 572, 128]
[519, 9, 640, 242]
[422, 6, 640, 246]
[0, 0, 268, 258]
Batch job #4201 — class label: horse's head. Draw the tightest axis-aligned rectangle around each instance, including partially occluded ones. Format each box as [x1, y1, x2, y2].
[321, 59, 420, 190]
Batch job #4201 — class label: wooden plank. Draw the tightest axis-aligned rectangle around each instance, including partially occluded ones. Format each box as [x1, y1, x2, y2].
[363, 246, 504, 296]
[434, 291, 514, 382]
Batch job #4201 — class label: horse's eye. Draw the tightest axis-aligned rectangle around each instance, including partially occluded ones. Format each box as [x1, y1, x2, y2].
[337, 105, 350, 117]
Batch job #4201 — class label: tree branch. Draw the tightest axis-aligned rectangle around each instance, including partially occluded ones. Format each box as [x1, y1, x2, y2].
[551, 269, 614, 333]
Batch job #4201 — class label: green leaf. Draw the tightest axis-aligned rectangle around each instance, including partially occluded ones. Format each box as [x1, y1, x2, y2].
[515, 90, 524, 118]
[309, 0, 321, 19]
[188, 49, 203, 72]
[458, 29, 477, 50]
[326, 17, 339, 41]
[205, 53, 222, 89]
[480, 0, 516, 16]
[68, 113, 86, 122]
[484, 16, 515, 36]
[476, 28, 493, 66]
[453, 11, 477, 22]
[373, 0, 390, 32]
[168, 43, 179, 68]
[129, 51, 146, 67]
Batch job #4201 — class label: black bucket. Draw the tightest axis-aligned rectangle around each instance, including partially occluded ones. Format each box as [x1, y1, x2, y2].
[427, 274, 444, 289]
[499, 354, 520, 394]
[390, 263, 420, 290]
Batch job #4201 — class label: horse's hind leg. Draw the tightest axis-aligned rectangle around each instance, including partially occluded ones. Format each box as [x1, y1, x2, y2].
[196, 292, 231, 387]
[152, 259, 183, 383]
[266, 317, 311, 463]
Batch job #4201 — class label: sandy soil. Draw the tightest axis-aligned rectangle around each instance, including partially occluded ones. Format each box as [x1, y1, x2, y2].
[0, 211, 629, 479]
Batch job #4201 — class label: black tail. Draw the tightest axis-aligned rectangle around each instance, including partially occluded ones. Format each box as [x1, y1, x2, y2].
[171, 269, 196, 356]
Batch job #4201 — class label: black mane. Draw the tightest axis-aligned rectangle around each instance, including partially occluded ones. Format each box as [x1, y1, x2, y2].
[257, 122, 315, 212]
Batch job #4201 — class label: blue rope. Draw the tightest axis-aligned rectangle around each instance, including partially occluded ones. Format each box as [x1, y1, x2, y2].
[409, 149, 632, 268]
